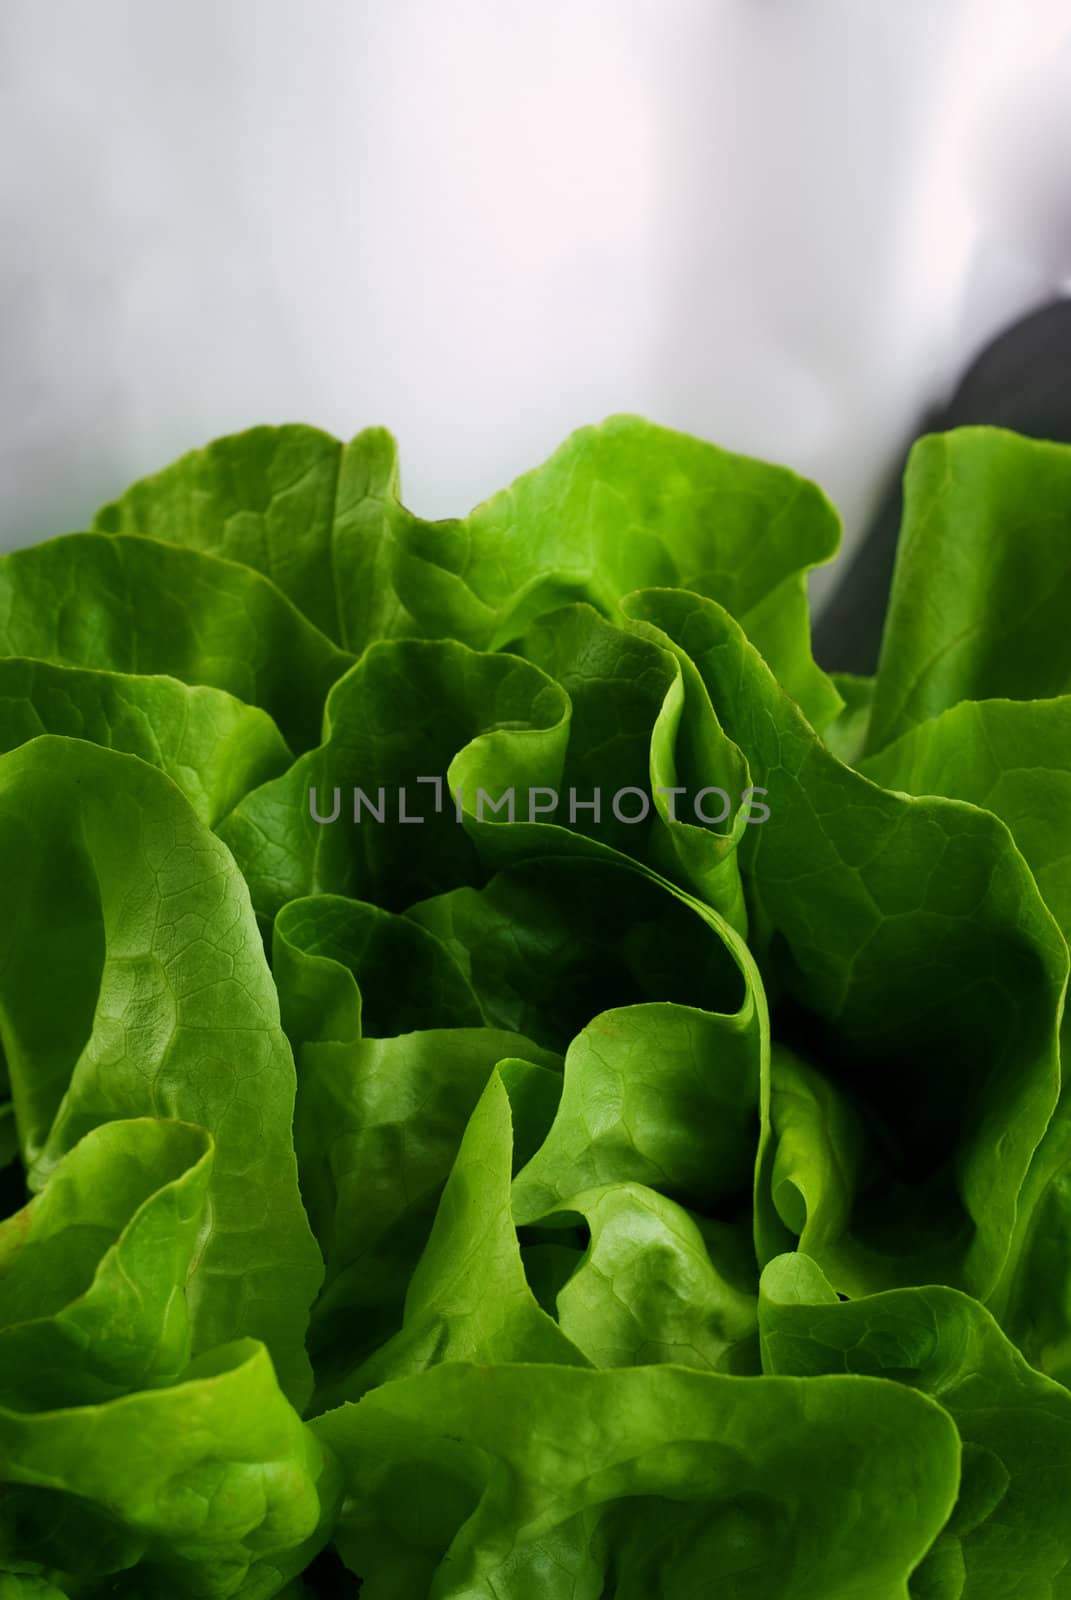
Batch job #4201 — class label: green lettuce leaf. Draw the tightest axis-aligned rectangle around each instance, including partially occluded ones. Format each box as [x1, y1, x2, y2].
[822, 671, 874, 766]
[760, 1251, 1071, 1598]
[860, 696, 1071, 1384]
[764, 1043, 866, 1258]
[510, 1000, 760, 1225]
[94, 423, 388, 647]
[272, 893, 482, 1054]
[0, 1579, 71, 1598]
[0, 658, 291, 825]
[627, 589, 1067, 1302]
[293, 1024, 562, 1397]
[217, 638, 571, 925]
[517, 600, 752, 929]
[313, 1360, 959, 1598]
[0, 1101, 16, 1174]
[335, 1068, 588, 1403]
[532, 1181, 759, 1374]
[0, 533, 350, 752]
[860, 695, 1071, 943]
[0, 1119, 212, 1409]
[0, 1339, 338, 1597]
[867, 428, 1071, 754]
[95, 416, 841, 726]
[0, 737, 322, 1406]
[406, 855, 749, 1055]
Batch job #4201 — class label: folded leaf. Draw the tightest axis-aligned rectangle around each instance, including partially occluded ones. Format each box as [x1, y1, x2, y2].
[627, 589, 1067, 1302]
[407, 855, 748, 1055]
[534, 1181, 759, 1373]
[0, 1340, 338, 1597]
[0, 533, 350, 752]
[218, 638, 571, 924]
[860, 695, 1071, 1377]
[822, 671, 874, 766]
[272, 894, 482, 1055]
[0, 738, 322, 1406]
[293, 1025, 562, 1394]
[764, 1043, 866, 1257]
[510, 1001, 761, 1225]
[516, 601, 752, 928]
[760, 1251, 1071, 1599]
[0, 1119, 212, 1409]
[867, 428, 1071, 753]
[334, 1069, 588, 1405]
[94, 423, 388, 647]
[94, 417, 842, 728]
[0, 658, 291, 825]
[313, 1361, 959, 1598]
[861, 695, 1071, 944]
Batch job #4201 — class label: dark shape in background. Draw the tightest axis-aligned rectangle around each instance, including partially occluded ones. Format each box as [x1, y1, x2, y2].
[815, 298, 1071, 675]
[302, 1547, 364, 1596]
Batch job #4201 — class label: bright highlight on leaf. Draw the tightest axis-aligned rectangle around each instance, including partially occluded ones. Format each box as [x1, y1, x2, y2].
[0, 416, 1069, 1597]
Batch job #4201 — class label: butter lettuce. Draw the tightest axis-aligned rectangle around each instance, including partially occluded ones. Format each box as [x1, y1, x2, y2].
[1, 418, 1069, 1594]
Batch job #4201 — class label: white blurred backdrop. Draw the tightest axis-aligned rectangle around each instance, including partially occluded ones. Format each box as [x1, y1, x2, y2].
[2, 1, 1071, 606]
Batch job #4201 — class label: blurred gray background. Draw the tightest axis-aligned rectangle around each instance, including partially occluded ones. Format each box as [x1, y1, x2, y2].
[3, 0, 1071, 610]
